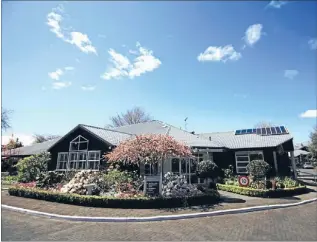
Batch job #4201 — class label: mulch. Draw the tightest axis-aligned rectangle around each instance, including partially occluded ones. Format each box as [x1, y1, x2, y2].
[1, 190, 316, 217]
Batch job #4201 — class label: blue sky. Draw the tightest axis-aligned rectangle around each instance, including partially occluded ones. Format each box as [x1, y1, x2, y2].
[2, 1, 317, 145]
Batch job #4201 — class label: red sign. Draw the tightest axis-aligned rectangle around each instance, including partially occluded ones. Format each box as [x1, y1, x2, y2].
[238, 176, 249, 187]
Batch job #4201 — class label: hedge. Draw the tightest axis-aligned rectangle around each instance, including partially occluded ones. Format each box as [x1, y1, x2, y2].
[217, 184, 309, 198]
[8, 187, 221, 209]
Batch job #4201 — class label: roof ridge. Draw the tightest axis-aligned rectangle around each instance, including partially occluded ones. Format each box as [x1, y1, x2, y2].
[111, 120, 158, 129]
[80, 124, 134, 136]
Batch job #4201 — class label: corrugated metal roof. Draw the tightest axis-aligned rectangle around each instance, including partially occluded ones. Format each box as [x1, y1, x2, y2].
[199, 131, 293, 149]
[294, 149, 310, 157]
[113, 120, 224, 148]
[80, 124, 133, 146]
[1, 138, 60, 157]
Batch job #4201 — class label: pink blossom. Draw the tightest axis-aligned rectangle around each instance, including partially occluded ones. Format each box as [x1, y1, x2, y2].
[105, 134, 193, 164]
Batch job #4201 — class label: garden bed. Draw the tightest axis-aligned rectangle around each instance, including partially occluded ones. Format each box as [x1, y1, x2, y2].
[8, 187, 220, 209]
[217, 184, 309, 198]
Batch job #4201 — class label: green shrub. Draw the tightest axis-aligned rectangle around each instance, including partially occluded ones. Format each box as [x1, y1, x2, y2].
[36, 171, 65, 188]
[8, 187, 220, 209]
[223, 165, 234, 179]
[197, 160, 219, 179]
[246, 160, 270, 178]
[217, 184, 308, 198]
[15, 152, 50, 183]
[2, 175, 19, 185]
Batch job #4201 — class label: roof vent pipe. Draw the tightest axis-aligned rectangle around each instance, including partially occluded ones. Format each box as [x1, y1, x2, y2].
[209, 137, 211, 141]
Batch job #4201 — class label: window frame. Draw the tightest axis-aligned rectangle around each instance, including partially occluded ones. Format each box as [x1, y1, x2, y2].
[56, 152, 69, 171]
[69, 135, 89, 152]
[235, 151, 264, 174]
[87, 150, 101, 171]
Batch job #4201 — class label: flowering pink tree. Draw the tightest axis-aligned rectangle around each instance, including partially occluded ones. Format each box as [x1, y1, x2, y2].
[105, 134, 193, 164]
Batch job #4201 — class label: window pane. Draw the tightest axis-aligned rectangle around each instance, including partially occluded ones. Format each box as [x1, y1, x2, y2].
[69, 162, 76, 169]
[181, 159, 187, 173]
[190, 159, 197, 173]
[78, 152, 86, 161]
[152, 163, 158, 175]
[250, 153, 263, 161]
[237, 168, 247, 173]
[79, 142, 88, 150]
[70, 142, 79, 151]
[144, 164, 151, 175]
[237, 156, 249, 162]
[70, 153, 77, 161]
[172, 158, 179, 173]
[237, 162, 249, 167]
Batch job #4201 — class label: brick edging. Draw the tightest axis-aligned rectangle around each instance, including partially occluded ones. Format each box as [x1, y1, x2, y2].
[2, 198, 317, 223]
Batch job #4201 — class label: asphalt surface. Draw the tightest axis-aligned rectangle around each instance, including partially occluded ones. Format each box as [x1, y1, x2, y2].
[2, 202, 317, 241]
[298, 168, 317, 176]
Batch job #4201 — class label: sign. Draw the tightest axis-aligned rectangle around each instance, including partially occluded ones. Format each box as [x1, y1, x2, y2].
[238, 176, 249, 187]
[144, 176, 161, 196]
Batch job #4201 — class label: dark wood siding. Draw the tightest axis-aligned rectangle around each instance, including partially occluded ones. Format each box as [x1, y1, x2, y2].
[47, 127, 111, 171]
[213, 145, 294, 177]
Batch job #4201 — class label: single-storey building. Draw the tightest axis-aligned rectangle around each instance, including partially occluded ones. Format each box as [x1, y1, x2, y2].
[292, 142, 311, 165]
[1, 120, 296, 181]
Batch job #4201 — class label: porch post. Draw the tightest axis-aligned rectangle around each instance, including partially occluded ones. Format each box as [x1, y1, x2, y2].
[273, 151, 278, 175]
[290, 151, 297, 179]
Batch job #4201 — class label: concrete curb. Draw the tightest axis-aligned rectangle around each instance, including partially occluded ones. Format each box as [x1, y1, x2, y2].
[2, 198, 317, 223]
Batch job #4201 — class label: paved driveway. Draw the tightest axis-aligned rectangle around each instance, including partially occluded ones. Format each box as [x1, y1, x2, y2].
[2, 202, 317, 241]
[298, 168, 317, 176]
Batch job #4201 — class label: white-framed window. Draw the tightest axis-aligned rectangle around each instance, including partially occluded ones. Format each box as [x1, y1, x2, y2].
[56, 152, 68, 170]
[144, 162, 159, 175]
[69, 135, 89, 151]
[69, 152, 78, 170]
[77, 152, 87, 170]
[87, 151, 100, 170]
[235, 151, 264, 174]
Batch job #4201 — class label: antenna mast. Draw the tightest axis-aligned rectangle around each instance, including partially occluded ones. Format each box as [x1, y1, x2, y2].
[184, 117, 188, 131]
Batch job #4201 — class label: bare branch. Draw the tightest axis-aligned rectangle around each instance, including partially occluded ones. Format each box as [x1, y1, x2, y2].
[254, 121, 275, 128]
[33, 134, 61, 144]
[108, 107, 152, 127]
[1, 108, 13, 131]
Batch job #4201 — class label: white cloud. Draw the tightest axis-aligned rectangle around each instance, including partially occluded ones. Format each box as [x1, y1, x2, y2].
[64, 66, 74, 71]
[308, 38, 317, 50]
[101, 42, 161, 80]
[2, 134, 35, 146]
[46, 12, 64, 39]
[66, 32, 97, 55]
[48, 68, 63, 80]
[284, 70, 299, 79]
[46, 6, 97, 55]
[81, 85, 96, 91]
[52, 81, 72, 89]
[243, 24, 263, 46]
[266, 1, 287, 9]
[197, 45, 242, 63]
[300, 110, 317, 118]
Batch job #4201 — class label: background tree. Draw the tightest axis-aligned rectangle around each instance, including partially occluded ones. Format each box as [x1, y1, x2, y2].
[1, 108, 12, 131]
[254, 121, 275, 128]
[108, 107, 152, 128]
[6, 138, 23, 149]
[308, 126, 317, 159]
[33, 134, 61, 144]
